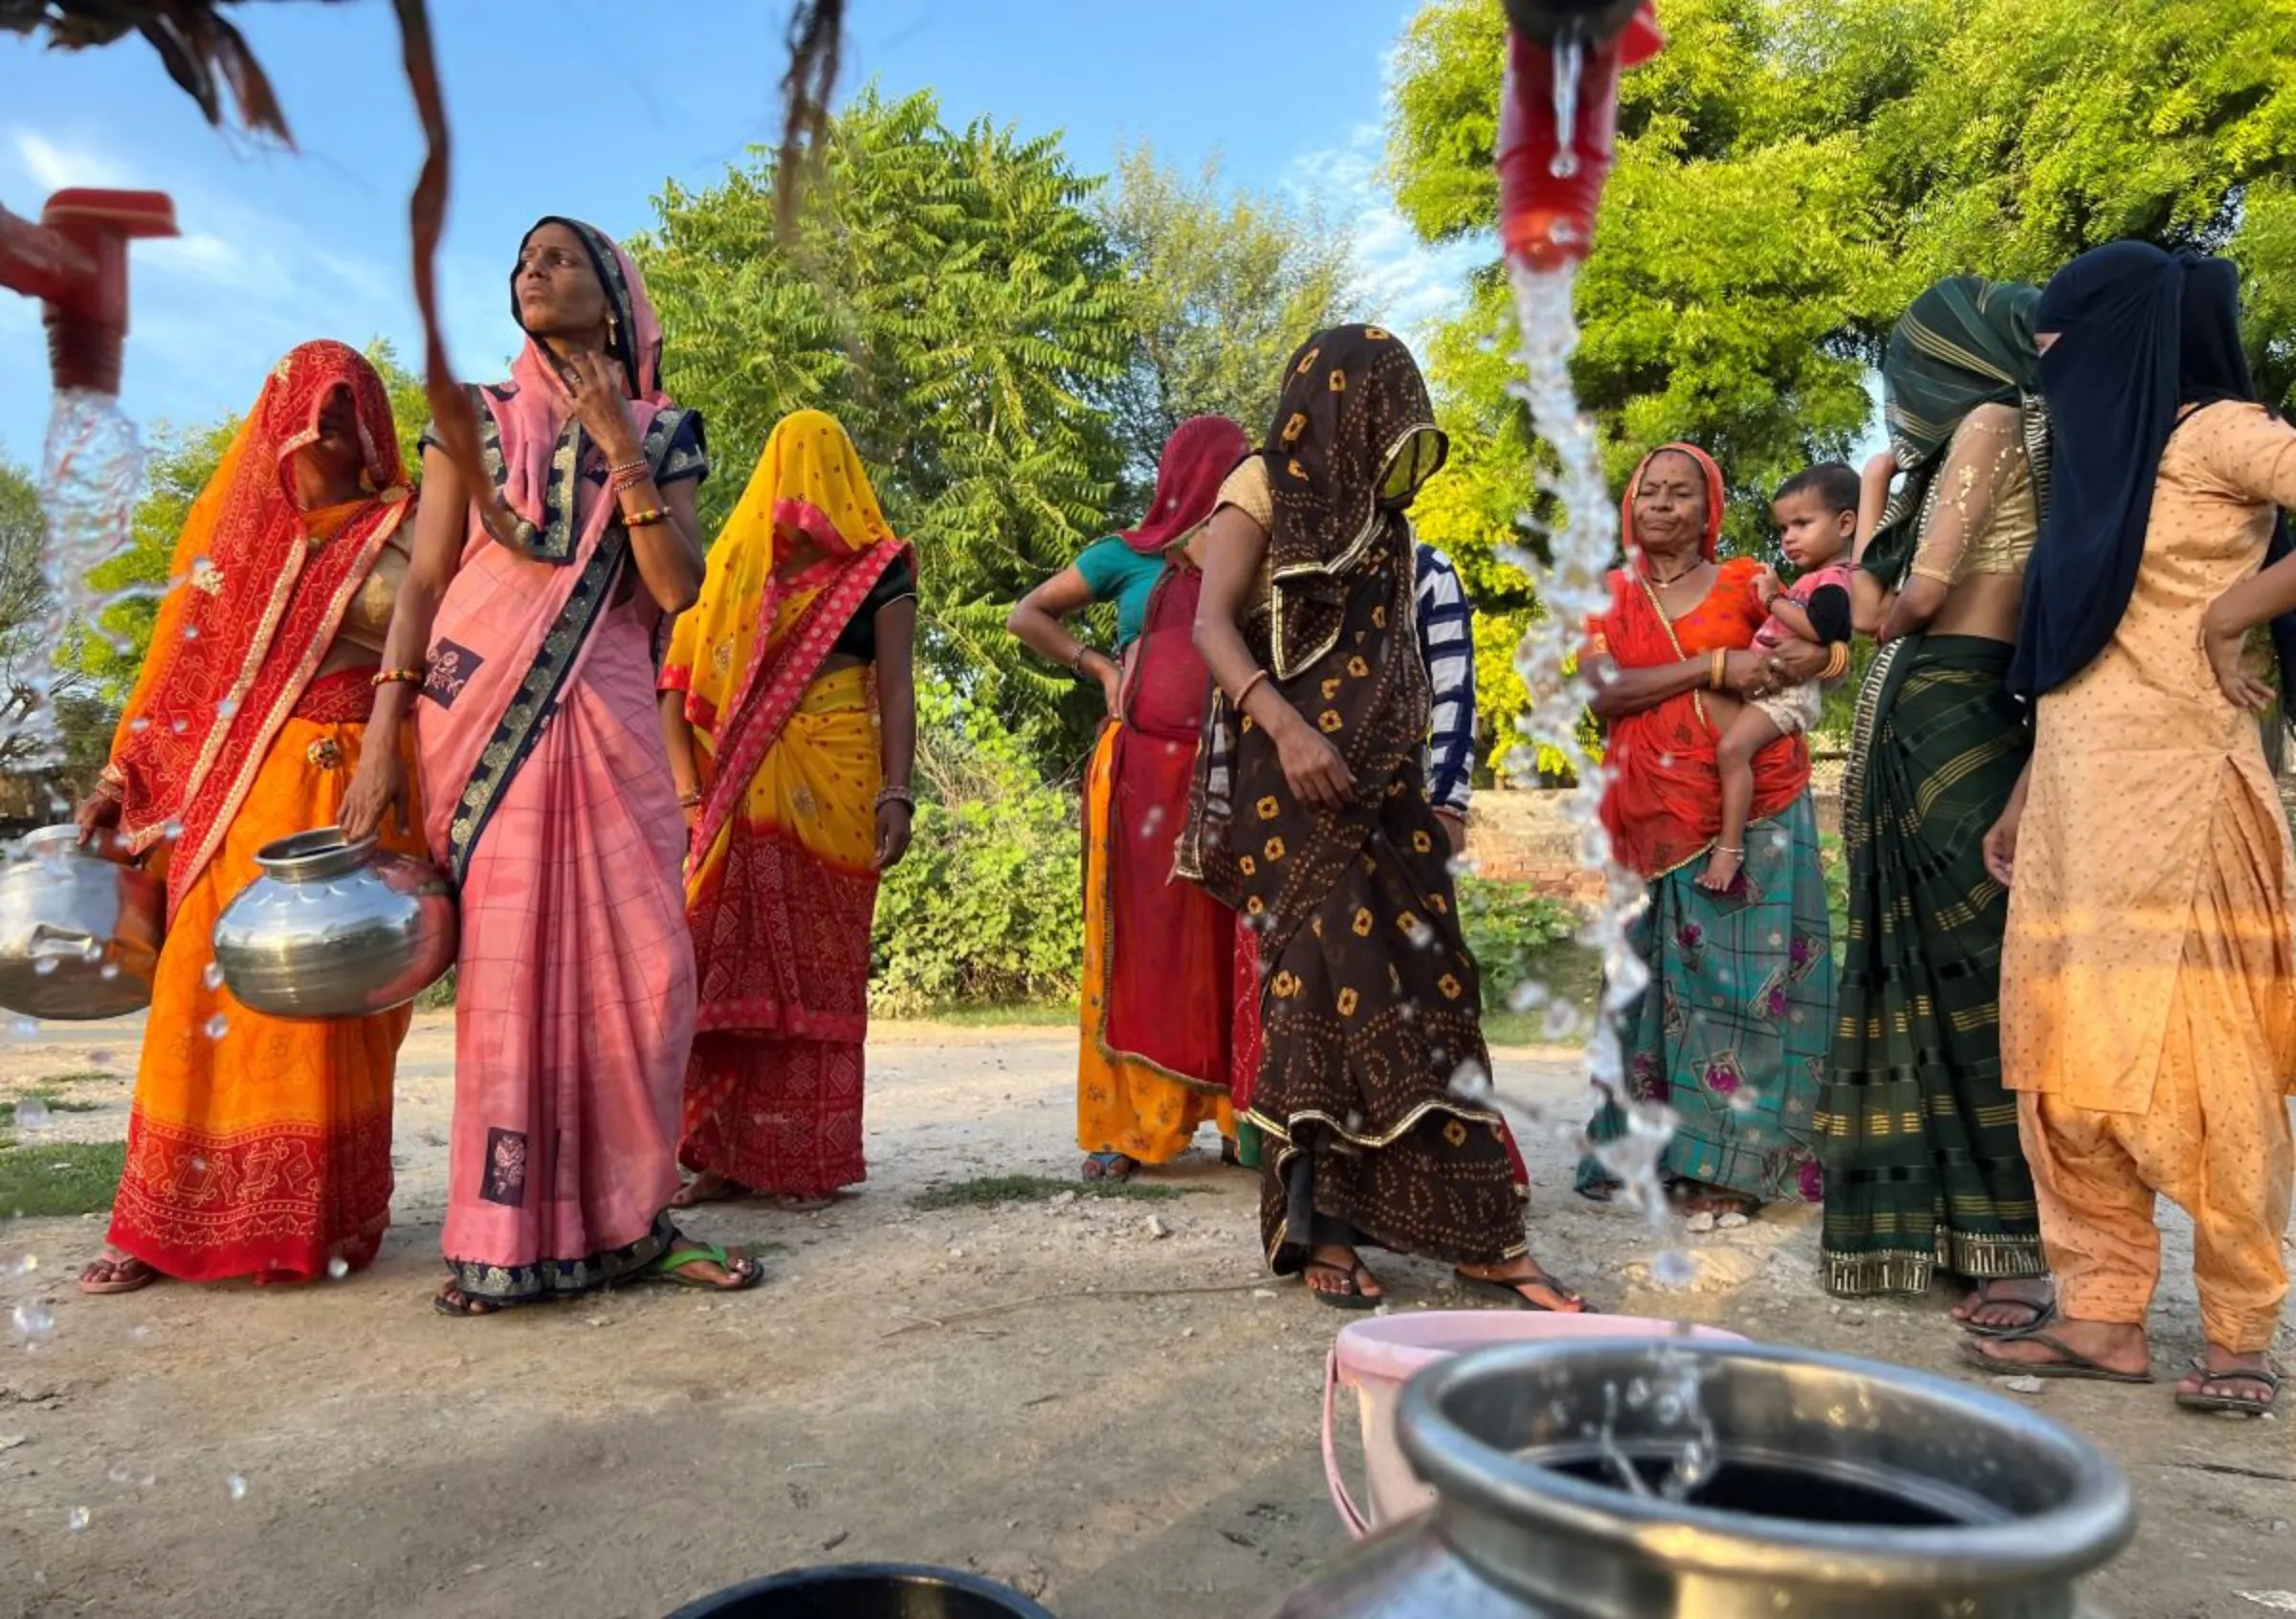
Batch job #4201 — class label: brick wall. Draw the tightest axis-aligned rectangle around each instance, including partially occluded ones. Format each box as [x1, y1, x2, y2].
[1468, 759, 1845, 903]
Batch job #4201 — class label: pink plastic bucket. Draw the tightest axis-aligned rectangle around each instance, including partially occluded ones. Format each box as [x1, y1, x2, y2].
[1320, 1311, 1747, 1537]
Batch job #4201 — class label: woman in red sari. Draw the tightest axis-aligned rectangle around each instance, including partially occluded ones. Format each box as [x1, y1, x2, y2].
[75, 341, 423, 1291]
[1008, 416, 1259, 1179]
[659, 410, 918, 1206]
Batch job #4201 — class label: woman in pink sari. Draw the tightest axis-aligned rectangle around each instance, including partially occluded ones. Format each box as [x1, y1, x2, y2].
[341, 217, 762, 1315]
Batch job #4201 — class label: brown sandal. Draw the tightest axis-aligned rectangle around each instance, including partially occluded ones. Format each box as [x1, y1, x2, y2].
[78, 1253, 158, 1296]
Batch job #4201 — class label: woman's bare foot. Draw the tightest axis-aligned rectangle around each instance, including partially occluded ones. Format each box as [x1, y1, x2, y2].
[1456, 1257, 1587, 1313]
[1951, 1276, 2055, 1336]
[432, 1282, 501, 1318]
[670, 1170, 749, 1209]
[1963, 1318, 2151, 1381]
[2176, 1346, 2283, 1416]
[1669, 1181, 1759, 1220]
[77, 1247, 158, 1296]
[1695, 847, 1744, 893]
[1302, 1243, 1382, 1309]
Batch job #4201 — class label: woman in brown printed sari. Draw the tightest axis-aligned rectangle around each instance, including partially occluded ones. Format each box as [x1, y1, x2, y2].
[1185, 324, 1583, 1312]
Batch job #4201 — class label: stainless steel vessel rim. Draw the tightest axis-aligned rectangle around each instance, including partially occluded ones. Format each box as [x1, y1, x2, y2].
[15, 824, 98, 857]
[253, 828, 379, 870]
[1400, 1338, 2135, 1581]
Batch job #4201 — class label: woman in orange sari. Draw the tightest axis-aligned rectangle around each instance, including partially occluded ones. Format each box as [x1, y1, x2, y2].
[74, 341, 424, 1292]
[658, 410, 917, 1206]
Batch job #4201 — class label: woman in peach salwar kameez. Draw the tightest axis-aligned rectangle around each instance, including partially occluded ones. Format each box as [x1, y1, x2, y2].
[76, 341, 422, 1293]
[657, 410, 918, 1207]
[1972, 244, 2296, 1418]
[341, 217, 760, 1314]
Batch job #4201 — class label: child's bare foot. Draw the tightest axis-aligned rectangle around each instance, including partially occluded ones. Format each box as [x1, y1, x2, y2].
[1696, 847, 1743, 893]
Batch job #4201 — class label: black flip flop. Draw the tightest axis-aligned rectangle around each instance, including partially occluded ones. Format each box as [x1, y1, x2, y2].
[2175, 1358, 2283, 1417]
[1302, 1259, 1382, 1313]
[1959, 1331, 2153, 1384]
[1956, 1282, 2060, 1340]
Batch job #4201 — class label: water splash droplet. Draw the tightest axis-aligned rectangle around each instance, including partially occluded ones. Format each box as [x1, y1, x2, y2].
[203, 1014, 230, 1041]
[0, 1252, 36, 1278]
[1650, 1250, 1695, 1288]
[326, 1257, 349, 1280]
[202, 962, 226, 993]
[65, 1506, 89, 1533]
[13, 1301, 55, 1339]
[225, 1474, 248, 1501]
[11, 1016, 38, 1037]
[31, 957, 57, 978]
[128, 717, 152, 734]
[14, 1096, 50, 1130]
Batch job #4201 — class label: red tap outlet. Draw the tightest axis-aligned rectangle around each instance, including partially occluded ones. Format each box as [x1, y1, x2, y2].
[1495, 5, 1662, 272]
[0, 189, 178, 394]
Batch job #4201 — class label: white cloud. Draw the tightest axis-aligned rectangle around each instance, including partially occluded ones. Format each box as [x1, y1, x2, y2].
[11, 130, 135, 193]
[1283, 121, 1487, 348]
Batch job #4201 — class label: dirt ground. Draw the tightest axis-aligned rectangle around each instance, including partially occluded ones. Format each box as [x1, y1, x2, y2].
[0, 1017, 2290, 1619]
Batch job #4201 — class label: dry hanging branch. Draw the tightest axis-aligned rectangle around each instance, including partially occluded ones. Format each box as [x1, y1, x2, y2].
[775, 0, 845, 237]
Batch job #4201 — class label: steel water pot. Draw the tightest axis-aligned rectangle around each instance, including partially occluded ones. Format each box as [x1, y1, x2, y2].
[0, 824, 162, 1020]
[1271, 1338, 2134, 1618]
[210, 828, 454, 1020]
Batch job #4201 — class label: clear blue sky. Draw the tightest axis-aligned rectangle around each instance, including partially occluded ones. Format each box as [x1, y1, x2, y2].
[0, 0, 1473, 466]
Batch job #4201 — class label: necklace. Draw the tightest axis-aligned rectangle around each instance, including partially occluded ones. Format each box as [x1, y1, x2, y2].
[1645, 559, 1707, 588]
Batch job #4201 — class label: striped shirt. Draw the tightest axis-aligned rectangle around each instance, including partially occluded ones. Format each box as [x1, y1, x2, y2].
[1414, 541, 1476, 816]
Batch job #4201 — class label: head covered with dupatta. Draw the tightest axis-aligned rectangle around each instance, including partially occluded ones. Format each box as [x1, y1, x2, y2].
[2010, 241, 2296, 704]
[104, 340, 410, 909]
[1866, 276, 2045, 590]
[1619, 440, 1726, 574]
[662, 409, 909, 736]
[1121, 415, 1252, 556]
[1255, 323, 1447, 680]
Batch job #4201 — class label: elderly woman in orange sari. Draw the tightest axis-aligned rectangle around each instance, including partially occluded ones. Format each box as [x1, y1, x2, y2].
[658, 410, 918, 1207]
[74, 340, 424, 1293]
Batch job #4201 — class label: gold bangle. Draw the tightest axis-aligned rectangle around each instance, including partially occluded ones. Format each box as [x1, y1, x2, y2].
[369, 668, 425, 688]
[1233, 668, 1270, 707]
[622, 507, 669, 529]
[1709, 649, 1727, 692]
[1822, 643, 1851, 680]
[1910, 563, 1957, 587]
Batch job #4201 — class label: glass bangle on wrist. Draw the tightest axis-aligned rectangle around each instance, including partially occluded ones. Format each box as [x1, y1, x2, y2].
[875, 784, 915, 811]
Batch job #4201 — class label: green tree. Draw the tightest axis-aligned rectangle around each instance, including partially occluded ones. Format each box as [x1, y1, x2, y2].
[1386, 0, 2296, 755]
[640, 88, 1134, 764]
[1094, 144, 1354, 484]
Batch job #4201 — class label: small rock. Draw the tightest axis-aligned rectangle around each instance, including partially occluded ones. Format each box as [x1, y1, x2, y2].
[1181, 1326, 1196, 1339]
[1145, 1215, 1169, 1240]
[949, 1247, 966, 1259]
[1050, 1191, 1077, 1208]
[1715, 1211, 1750, 1230]
[585, 1316, 609, 1329]
[1252, 1289, 1276, 1301]
[1998, 1375, 2045, 1395]
[1841, 1308, 1866, 1325]
[0, 1435, 25, 1452]
[1685, 1211, 1717, 1234]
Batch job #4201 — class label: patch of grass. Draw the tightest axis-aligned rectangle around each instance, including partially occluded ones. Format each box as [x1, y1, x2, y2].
[910, 1173, 1206, 1211]
[0, 1140, 125, 1218]
[1481, 941, 1604, 1047]
[0, 1083, 107, 1128]
[905, 1001, 1074, 1029]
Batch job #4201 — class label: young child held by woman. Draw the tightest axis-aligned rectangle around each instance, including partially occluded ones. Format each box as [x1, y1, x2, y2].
[1700, 464, 1857, 892]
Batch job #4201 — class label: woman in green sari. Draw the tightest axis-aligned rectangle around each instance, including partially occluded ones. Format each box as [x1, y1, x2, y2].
[1819, 277, 2054, 1332]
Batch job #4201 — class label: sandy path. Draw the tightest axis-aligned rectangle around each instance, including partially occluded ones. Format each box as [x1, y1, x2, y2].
[0, 1018, 2290, 1617]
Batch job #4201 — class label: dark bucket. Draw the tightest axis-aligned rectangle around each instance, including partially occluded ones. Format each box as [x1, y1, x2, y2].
[666, 1564, 1055, 1619]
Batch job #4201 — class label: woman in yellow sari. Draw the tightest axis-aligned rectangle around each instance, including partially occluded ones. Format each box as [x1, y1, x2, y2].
[73, 341, 425, 1292]
[658, 410, 917, 1205]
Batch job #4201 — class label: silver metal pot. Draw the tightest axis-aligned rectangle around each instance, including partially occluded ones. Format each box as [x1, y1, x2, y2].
[1271, 1338, 2133, 1618]
[210, 828, 455, 1020]
[0, 825, 163, 1020]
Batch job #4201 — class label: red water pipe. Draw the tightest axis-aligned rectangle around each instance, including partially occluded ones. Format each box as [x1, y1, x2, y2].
[0, 189, 178, 394]
[1496, 3, 1664, 272]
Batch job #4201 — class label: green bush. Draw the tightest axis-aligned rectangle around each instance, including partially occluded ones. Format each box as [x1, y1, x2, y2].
[872, 688, 1084, 1016]
[1456, 876, 1581, 1009]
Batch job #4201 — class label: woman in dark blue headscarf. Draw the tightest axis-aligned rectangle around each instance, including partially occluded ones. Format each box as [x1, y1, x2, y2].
[1971, 243, 2296, 1420]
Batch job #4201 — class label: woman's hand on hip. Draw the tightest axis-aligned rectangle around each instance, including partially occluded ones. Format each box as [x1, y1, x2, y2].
[2200, 604, 2274, 713]
[874, 801, 915, 872]
[1273, 711, 1356, 810]
[339, 748, 408, 846]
